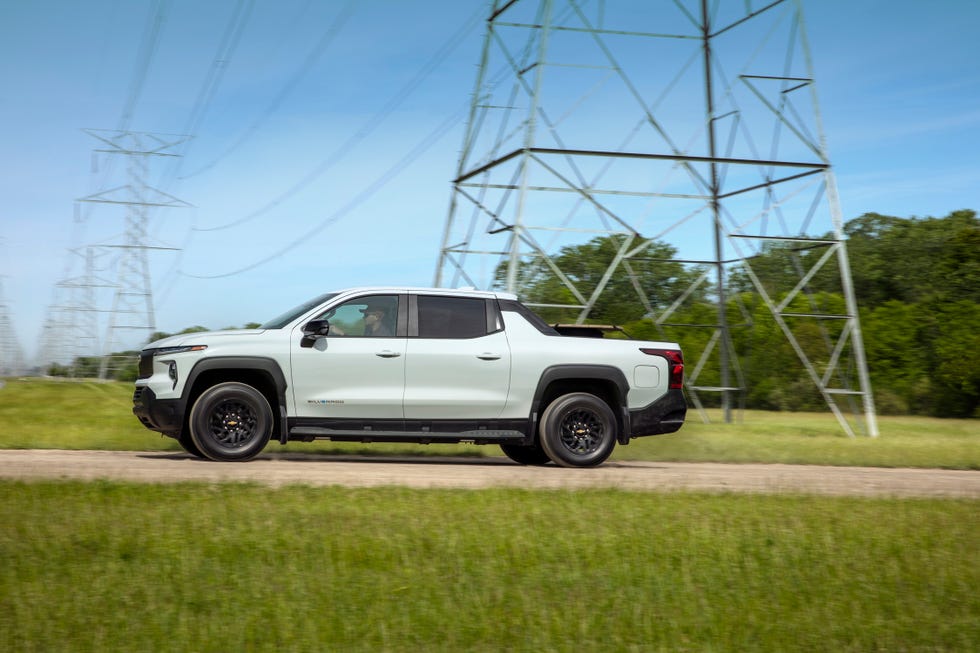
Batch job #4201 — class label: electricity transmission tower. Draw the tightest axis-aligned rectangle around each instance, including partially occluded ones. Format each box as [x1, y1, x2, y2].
[0, 277, 26, 376]
[78, 129, 190, 379]
[435, 0, 877, 436]
[37, 246, 114, 375]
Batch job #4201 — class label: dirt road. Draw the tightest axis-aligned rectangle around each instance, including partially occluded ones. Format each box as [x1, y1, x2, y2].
[1, 449, 978, 497]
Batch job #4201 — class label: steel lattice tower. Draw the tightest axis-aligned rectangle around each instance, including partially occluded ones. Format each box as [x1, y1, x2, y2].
[0, 277, 25, 376]
[435, 0, 877, 436]
[38, 246, 113, 375]
[78, 130, 190, 379]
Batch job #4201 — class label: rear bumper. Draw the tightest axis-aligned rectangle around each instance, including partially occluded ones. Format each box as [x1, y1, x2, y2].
[132, 386, 182, 437]
[629, 389, 687, 438]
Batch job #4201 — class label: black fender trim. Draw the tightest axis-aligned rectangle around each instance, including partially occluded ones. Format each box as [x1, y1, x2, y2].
[181, 357, 290, 442]
[530, 364, 632, 445]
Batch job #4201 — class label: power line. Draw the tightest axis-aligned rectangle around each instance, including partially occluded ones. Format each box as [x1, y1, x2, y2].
[192, 4, 484, 233]
[119, 0, 169, 132]
[157, 0, 256, 189]
[180, 0, 358, 180]
[182, 104, 466, 280]
[155, 4, 483, 304]
[150, 0, 258, 308]
[77, 0, 171, 228]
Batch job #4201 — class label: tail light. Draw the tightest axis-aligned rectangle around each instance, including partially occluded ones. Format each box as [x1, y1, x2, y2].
[640, 348, 684, 389]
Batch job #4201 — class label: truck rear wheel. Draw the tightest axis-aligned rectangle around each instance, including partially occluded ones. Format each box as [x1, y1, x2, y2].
[189, 382, 273, 462]
[539, 392, 617, 468]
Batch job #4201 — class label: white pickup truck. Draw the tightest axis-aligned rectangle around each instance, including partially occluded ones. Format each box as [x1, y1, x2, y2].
[133, 287, 686, 467]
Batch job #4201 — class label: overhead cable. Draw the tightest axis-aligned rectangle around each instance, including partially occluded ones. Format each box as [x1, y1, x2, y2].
[118, 0, 169, 132]
[192, 4, 484, 233]
[78, 0, 170, 226]
[158, 0, 256, 188]
[182, 105, 466, 279]
[152, 0, 257, 302]
[180, 0, 358, 179]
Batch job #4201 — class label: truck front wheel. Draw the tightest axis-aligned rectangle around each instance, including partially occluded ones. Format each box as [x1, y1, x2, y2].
[189, 382, 273, 462]
[176, 431, 206, 458]
[539, 392, 617, 468]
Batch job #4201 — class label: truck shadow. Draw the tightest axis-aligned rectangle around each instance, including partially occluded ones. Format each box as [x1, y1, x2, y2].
[140, 451, 515, 466]
[138, 451, 647, 468]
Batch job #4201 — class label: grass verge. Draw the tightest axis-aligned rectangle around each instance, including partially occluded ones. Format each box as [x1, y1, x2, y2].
[1, 378, 977, 468]
[1, 481, 977, 652]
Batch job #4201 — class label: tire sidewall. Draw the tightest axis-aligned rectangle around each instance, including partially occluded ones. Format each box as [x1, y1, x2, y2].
[189, 382, 273, 462]
[176, 430, 207, 458]
[539, 392, 617, 468]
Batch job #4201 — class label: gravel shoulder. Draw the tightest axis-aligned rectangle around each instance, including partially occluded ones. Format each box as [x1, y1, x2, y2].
[1, 449, 978, 497]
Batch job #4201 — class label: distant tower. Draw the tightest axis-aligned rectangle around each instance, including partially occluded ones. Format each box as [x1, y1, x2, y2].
[436, 0, 877, 436]
[77, 129, 190, 378]
[0, 277, 25, 376]
[38, 246, 113, 376]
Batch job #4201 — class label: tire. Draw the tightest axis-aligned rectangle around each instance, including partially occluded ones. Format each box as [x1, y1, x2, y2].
[500, 442, 551, 466]
[176, 431, 207, 458]
[538, 392, 618, 468]
[188, 382, 273, 462]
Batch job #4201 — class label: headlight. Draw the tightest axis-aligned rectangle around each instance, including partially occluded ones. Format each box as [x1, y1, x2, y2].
[140, 345, 206, 387]
[151, 345, 207, 356]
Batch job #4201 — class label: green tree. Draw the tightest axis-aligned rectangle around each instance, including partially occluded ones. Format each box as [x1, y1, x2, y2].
[722, 209, 979, 416]
[502, 234, 704, 324]
[844, 209, 979, 306]
[860, 301, 925, 414]
[927, 300, 980, 417]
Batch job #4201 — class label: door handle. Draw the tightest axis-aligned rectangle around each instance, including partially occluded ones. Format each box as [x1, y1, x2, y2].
[477, 352, 502, 360]
[376, 350, 402, 358]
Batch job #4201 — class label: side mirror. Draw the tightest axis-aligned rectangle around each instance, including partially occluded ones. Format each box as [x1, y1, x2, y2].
[300, 319, 330, 348]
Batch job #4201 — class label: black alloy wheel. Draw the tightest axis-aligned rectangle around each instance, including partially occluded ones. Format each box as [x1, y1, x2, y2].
[538, 392, 617, 468]
[188, 382, 273, 462]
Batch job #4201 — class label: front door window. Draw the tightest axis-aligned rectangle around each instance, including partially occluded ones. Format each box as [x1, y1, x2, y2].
[320, 295, 399, 338]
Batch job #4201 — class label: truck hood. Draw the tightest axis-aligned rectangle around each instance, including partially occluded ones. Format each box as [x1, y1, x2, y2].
[144, 329, 266, 350]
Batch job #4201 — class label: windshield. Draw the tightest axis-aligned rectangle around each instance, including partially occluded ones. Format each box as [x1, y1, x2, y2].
[259, 293, 338, 329]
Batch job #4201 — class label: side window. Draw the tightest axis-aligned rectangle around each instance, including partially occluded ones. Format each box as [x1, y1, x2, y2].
[417, 296, 488, 339]
[319, 295, 398, 337]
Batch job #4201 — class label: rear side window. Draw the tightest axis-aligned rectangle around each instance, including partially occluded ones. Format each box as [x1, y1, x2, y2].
[417, 296, 488, 339]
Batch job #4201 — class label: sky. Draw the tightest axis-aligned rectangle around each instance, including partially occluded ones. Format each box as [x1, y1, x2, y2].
[1, 0, 978, 366]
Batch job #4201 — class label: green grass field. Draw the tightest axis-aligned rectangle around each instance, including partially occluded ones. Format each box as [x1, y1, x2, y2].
[0, 378, 976, 468]
[2, 379, 977, 651]
[1, 481, 977, 652]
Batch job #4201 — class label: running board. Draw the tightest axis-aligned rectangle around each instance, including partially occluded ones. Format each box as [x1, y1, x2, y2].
[287, 426, 526, 444]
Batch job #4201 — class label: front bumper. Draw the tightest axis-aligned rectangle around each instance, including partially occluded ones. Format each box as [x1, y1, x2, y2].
[132, 385, 182, 437]
[628, 389, 687, 438]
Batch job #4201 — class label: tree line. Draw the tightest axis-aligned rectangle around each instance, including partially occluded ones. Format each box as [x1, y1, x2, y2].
[511, 209, 978, 418]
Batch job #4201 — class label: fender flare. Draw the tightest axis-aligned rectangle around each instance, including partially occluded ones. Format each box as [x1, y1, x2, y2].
[181, 356, 290, 443]
[530, 365, 632, 445]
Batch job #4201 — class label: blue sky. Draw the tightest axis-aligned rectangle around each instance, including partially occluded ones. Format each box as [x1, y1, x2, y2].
[1, 0, 978, 363]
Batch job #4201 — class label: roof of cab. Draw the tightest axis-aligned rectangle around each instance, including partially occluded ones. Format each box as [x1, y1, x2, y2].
[330, 287, 518, 301]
